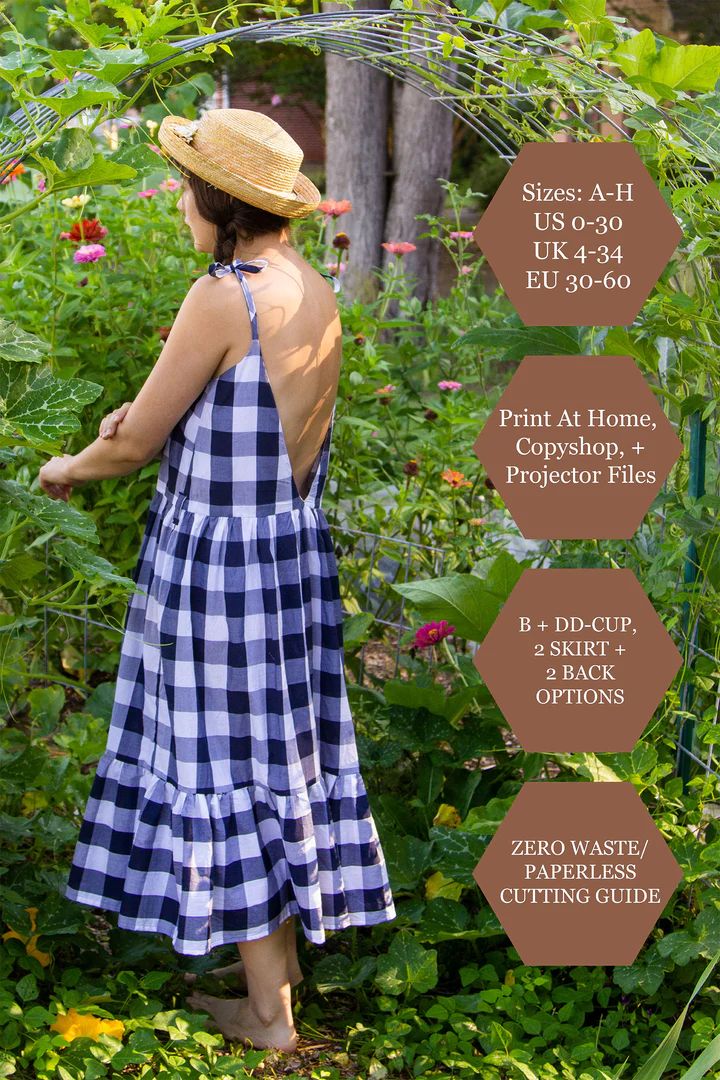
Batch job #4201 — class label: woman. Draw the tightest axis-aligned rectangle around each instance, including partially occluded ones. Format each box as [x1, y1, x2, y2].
[39, 108, 396, 1053]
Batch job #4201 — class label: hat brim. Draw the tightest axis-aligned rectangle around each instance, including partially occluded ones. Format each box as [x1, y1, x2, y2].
[157, 114, 321, 218]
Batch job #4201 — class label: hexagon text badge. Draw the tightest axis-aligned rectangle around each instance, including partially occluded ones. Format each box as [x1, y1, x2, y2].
[473, 355, 683, 539]
[472, 781, 684, 967]
[472, 141, 682, 326]
[473, 568, 682, 752]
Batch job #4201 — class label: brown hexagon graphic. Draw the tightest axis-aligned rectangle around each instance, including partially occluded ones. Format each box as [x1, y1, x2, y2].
[473, 355, 683, 539]
[473, 568, 682, 752]
[472, 781, 684, 966]
[472, 141, 682, 326]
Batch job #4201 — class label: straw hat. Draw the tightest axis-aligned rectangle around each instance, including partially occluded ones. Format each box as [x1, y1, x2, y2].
[157, 108, 321, 218]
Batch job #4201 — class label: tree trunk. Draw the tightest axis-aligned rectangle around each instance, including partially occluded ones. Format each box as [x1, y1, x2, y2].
[322, 0, 391, 304]
[381, 19, 455, 304]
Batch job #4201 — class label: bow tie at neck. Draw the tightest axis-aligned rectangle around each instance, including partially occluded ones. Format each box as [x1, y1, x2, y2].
[208, 258, 269, 277]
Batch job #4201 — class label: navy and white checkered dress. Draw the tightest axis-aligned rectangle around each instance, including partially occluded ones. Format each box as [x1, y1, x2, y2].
[65, 258, 397, 956]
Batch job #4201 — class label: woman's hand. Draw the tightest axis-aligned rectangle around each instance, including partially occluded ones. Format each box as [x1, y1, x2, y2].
[99, 401, 133, 440]
[38, 454, 75, 501]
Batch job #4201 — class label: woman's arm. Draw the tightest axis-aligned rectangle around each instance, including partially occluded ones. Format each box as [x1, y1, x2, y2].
[41, 274, 231, 492]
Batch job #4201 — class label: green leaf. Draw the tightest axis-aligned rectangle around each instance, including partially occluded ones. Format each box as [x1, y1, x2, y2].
[383, 679, 448, 716]
[485, 551, 524, 601]
[50, 128, 95, 173]
[51, 539, 137, 588]
[0, 480, 99, 544]
[558, 0, 616, 44]
[561, 752, 623, 783]
[0, 321, 51, 364]
[374, 930, 438, 996]
[381, 833, 435, 892]
[37, 79, 124, 118]
[610, 28, 657, 78]
[27, 686, 66, 737]
[310, 953, 376, 994]
[51, 154, 137, 192]
[0, 363, 103, 450]
[613, 945, 667, 996]
[456, 324, 581, 361]
[651, 44, 720, 93]
[391, 573, 502, 643]
[84, 46, 148, 83]
[0, 49, 47, 87]
[631, 947, 720, 1080]
[677, 1030, 720, 1080]
[15, 974, 38, 1002]
[428, 824, 488, 879]
[342, 611, 375, 649]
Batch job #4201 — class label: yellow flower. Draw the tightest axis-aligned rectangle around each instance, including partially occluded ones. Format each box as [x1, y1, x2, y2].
[432, 803, 461, 828]
[51, 1008, 125, 1043]
[61, 194, 91, 209]
[425, 870, 463, 902]
[2, 906, 51, 967]
[21, 791, 48, 815]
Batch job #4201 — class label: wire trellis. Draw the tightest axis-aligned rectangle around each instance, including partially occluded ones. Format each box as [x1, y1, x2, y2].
[3, 6, 715, 789]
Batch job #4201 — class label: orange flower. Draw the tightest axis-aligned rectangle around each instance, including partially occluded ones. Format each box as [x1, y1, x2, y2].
[441, 468, 472, 489]
[318, 198, 352, 217]
[1, 161, 26, 184]
[2, 906, 51, 967]
[51, 1008, 125, 1043]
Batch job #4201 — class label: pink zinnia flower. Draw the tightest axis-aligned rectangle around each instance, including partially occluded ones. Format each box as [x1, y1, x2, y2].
[375, 384, 396, 394]
[325, 261, 347, 275]
[73, 244, 106, 264]
[413, 620, 455, 649]
[460, 265, 472, 275]
[449, 230, 474, 239]
[318, 199, 352, 218]
[271, 93, 282, 106]
[382, 241, 416, 256]
[160, 177, 181, 191]
[137, 188, 159, 198]
[438, 379, 462, 391]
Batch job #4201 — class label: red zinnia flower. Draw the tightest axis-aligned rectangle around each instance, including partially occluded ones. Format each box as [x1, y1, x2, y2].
[59, 218, 108, 244]
[412, 620, 455, 649]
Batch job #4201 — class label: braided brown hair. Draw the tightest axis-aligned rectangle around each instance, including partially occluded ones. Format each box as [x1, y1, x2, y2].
[175, 164, 293, 264]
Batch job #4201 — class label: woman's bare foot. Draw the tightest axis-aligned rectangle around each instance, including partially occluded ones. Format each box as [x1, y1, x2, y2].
[185, 991, 298, 1053]
[183, 956, 303, 990]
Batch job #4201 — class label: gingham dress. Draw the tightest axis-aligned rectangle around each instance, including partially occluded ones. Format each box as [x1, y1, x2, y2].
[65, 258, 397, 956]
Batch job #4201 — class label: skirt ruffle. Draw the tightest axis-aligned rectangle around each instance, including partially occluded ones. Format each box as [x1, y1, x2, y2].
[65, 751, 397, 955]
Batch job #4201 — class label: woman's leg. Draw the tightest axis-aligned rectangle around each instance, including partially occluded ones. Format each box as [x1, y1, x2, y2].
[284, 915, 303, 984]
[186, 917, 298, 1052]
[183, 914, 303, 989]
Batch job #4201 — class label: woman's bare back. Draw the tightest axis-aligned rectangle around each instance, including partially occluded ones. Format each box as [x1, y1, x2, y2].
[210, 251, 342, 500]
